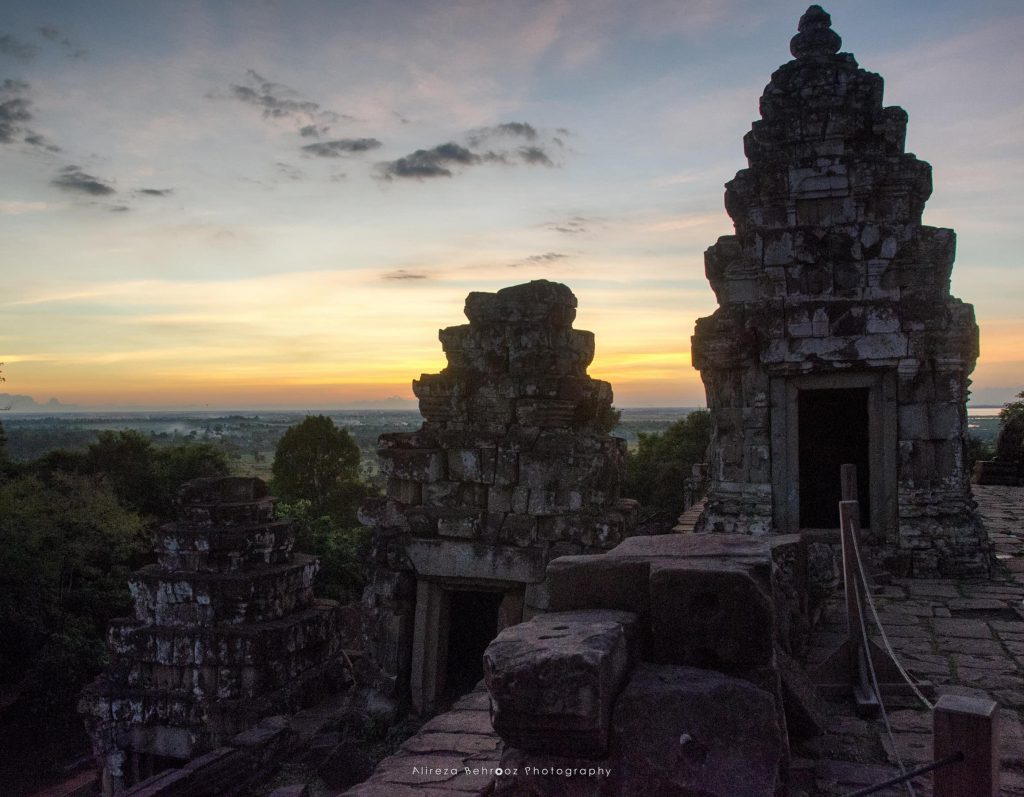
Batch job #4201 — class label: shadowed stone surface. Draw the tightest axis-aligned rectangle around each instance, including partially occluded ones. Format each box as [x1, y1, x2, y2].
[79, 477, 348, 794]
[483, 611, 638, 758]
[608, 664, 784, 797]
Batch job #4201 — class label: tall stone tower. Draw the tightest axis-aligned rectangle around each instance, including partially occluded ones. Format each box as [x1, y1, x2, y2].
[691, 6, 986, 575]
[360, 280, 638, 713]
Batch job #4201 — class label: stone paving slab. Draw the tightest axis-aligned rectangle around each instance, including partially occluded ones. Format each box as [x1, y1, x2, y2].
[340, 685, 501, 797]
[795, 485, 1024, 796]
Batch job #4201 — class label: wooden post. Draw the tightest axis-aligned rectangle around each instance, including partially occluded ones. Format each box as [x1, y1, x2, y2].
[840, 462, 859, 530]
[933, 694, 999, 797]
[814, 496, 931, 709]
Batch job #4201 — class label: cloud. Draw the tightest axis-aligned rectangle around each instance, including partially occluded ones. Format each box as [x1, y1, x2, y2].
[377, 122, 560, 180]
[509, 252, 570, 268]
[378, 142, 480, 180]
[0, 33, 38, 60]
[224, 69, 350, 133]
[274, 161, 303, 181]
[547, 216, 601, 234]
[0, 80, 33, 143]
[51, 166, 115, 196]
[381, 269, 429, 280]
[37, 26, 87, 58]
[467, 121, 538, 146]
[301, 137, 382, 157]
[135, 188, 173, 197]
[517, 145, 553, 166]
[0, 79, 59, 151]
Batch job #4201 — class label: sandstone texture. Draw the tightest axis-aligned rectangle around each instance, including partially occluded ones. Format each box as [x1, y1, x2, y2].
[360, 280, 638, 703]
[691, 5, 986, 575]
[79, 477, 348, 793]
[483, 610, 638, 757]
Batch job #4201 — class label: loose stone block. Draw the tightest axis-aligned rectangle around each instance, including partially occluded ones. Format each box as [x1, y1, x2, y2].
[483, 610, 638, 758]
[608, 664, 783, 797]
[649, 558, 775, 670]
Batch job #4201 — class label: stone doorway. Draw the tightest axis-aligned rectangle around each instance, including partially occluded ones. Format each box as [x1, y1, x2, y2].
[410, 578, 524, 714]
[798, 387, 871, 529]
[772, 371, 897, 537]
[443, 590, 505, 702]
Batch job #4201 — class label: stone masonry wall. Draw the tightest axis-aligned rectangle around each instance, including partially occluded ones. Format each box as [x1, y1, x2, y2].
[360, 280, 638, 699]
[691, 6, 986, 575]
[80, 477, 348, 795]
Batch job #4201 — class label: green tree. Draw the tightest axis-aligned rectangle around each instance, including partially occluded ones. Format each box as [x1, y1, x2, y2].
[277, 499, 373, 604]
[0, 472, 147, 714]
[996, 391, 1024, 463]
[272, 415, 364, 520]
[78, 431, 229, 515]
[623, 410, 711, 522]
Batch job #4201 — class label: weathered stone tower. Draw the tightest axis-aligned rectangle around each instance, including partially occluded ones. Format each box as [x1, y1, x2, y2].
[360, 280, 638, 713]
[80, 477, 348, 794]
[691, 6, 986, 574]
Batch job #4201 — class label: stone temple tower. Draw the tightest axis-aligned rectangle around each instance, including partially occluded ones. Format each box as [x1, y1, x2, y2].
[691, 6, 986, 575]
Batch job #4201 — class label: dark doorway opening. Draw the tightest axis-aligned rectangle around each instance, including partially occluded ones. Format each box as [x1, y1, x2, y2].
[798, 387, 870, 529]
[443, 590, 504, 702]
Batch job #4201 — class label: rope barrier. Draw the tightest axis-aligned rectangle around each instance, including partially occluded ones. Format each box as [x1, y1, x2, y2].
[849, 524, 935, 711]
[842, 751, 964, 797]
[847, 516, 917, 797]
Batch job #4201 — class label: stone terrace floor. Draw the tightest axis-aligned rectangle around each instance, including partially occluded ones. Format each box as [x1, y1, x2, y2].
[795, 485, 1024, 796]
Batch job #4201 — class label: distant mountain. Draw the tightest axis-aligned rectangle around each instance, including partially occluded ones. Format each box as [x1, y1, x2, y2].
[0, 393, 83, 412]
[335, 396, 417, 409]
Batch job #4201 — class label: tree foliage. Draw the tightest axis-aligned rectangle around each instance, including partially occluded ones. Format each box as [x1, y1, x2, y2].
[0, 473, 147, 714]
[623, 410, 711, 522]
[277, 499, 373, 604]
[996, 391, 1024, 463]
[70, 430, 229, 515]
[272, 415, 364, 520]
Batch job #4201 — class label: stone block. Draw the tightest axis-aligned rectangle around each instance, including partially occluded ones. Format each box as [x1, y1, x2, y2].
[649, 558, 775, 670]
[546, 555, 651, 617]
[483, 610, 638, 757]
[608, 664, 784, 797]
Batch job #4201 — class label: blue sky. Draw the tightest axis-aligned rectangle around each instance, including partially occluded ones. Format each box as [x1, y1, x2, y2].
[1, 0, 1021, 408]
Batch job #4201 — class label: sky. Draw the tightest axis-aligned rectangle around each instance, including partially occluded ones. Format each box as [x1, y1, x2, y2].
[1, 0, 1021, 410]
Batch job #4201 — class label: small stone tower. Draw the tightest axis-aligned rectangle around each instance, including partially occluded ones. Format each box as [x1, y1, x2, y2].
[360, 280, 638, 713]
[79, 477, 348, 794]
[691, 6, 986, 574]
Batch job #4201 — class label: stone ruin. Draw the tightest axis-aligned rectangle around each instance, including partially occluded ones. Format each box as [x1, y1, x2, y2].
[691, 5, 987, 575]
[359, 279, 638, 714]
[79, 477, 349, 795]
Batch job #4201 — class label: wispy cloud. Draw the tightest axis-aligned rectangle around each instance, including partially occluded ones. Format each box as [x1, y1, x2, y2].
[546, 216, 602, 235]
[0, 79, 61, 151]
[51, 165, 115, 196]
[222, 69, 352, 134]
[509, 251, 570, 268]
[37, 25, 87, 58]
[378, 142, 482, 180]
[135, 188, 173, 197]
[377, 121, 562, 180]
[301, 137, 382, 157]
[381, 269, 430, 280]
[0, 33, 38, 61]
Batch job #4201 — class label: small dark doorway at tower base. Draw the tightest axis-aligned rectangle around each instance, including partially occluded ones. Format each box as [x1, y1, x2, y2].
[799, 387, 871, 529]
[443, 590, 504, 703]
